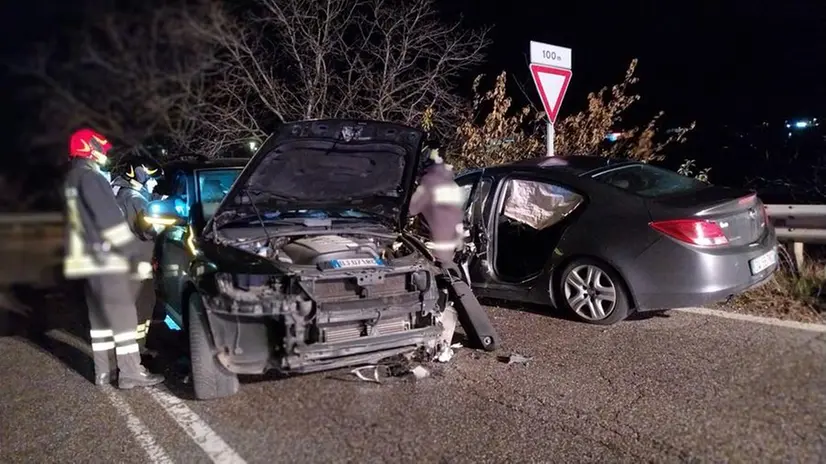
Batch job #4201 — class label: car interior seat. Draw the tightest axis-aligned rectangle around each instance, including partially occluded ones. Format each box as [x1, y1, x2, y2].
[200, 180, 226, 217]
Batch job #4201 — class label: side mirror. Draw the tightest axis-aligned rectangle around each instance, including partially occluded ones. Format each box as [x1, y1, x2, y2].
[142, 197, 187, 228]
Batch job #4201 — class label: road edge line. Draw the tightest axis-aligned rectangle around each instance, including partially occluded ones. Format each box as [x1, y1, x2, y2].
[101, 385, 175, 463]
[675, 307, 826, 333]
[147, 385, 248, 464]
[46, 330, 175, 463]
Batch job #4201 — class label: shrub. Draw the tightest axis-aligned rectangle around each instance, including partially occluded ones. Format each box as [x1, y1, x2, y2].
[447, 59, 697, 172]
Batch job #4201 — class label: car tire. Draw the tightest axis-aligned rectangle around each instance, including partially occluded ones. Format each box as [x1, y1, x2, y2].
[555, 258, 630, 326]
[188, 293, 239, 400]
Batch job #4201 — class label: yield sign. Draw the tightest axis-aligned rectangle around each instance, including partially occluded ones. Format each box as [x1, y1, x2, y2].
[529, 63, 572, 124]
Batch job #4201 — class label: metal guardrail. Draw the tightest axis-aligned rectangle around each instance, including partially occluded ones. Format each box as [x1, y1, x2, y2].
[0, 204, 824, 282]
[765, 204, 826, 244]
[0, 212, 62, 225]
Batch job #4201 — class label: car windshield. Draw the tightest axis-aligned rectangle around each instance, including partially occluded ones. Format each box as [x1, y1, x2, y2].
[198, 168, 242, 220]
[591, 164, 707, 198]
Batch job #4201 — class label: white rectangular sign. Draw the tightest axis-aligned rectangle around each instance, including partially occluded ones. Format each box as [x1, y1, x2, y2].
[530, 41, 572, 69]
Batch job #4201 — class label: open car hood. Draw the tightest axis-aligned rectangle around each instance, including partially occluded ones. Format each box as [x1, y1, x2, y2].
[212, 120, 425, 230]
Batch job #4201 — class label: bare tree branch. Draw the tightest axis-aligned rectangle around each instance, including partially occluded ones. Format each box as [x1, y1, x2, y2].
[15, 0, 221, 159]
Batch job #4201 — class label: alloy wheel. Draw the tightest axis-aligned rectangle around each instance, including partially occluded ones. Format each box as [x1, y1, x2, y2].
[563, 264, 617, 321]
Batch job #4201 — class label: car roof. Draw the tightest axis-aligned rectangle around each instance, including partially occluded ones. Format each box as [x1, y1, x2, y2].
[455, 156, 641, 180]
[502, 155, 638, 176]
[162, 156, 250, 174]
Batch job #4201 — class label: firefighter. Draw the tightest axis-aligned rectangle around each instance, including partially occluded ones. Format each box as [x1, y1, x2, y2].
[111, 158, 162, 357]
[63, 128, 164, 389]
[408, 145, 499, 351]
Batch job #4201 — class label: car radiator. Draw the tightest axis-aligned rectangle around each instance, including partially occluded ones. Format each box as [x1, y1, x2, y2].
[320, 316, 413, 344]
[304, 271, 423, 345]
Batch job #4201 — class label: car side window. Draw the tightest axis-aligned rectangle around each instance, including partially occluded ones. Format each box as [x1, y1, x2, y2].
[174, 173, 188, 203]
[499, 178, 583, 230]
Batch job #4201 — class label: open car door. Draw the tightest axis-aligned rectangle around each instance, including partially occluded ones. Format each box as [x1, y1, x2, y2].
[455, 172, 496, 286]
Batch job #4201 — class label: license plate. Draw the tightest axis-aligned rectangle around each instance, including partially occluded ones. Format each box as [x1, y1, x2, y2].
[328, 258, 385, 269]
[749, 249, 777, 275]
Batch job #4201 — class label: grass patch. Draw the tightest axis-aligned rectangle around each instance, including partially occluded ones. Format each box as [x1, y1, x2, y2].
[718, 258, 826, 324]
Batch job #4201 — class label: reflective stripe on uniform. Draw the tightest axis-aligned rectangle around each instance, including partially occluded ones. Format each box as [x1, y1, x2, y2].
[116, 344, 140, 356]
[92, 341, 115, 351]
[101, 222, 134, 247]
[64, 254, 130, 279]
[431, 185, 466, 207]
[132, 262, 153, 280]
[113, 331, 137, 343]
[116, 343, 140, 355]
[426, 240, 460, 251]
[90, 329, 114, 338]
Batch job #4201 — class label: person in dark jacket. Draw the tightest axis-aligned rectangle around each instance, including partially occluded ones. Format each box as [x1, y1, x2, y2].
[64, 128, 164, 389]
[408, 146, 499, 352]
[111, 160, 161, 356]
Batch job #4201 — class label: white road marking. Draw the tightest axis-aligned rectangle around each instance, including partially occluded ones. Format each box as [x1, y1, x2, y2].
[47, 329, 244, 463]
[44, 330, 174, 463]
[101, 385, 175, 464]
[676, 307, 826, 333]
[147, 386, 248, 464]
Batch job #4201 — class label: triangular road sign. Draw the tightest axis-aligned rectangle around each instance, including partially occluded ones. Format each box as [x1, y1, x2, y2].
[529, 63, 572, 124]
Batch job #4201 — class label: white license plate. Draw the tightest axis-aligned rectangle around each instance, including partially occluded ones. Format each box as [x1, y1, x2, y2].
[749, 249, 777, 275]
[330, 258, 384, 269]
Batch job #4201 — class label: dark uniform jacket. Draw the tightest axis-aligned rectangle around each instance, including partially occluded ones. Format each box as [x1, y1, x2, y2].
[112, 176, 157, 279]
[64, 159, 139, 279]
[408, 162, 466, 263]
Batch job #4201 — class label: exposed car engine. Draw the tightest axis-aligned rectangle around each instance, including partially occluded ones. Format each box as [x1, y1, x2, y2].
[277, 235, 382, 265]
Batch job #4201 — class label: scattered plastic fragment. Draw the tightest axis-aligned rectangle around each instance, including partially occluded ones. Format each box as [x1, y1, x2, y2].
[410, 365, 430, 380]
[499, 353, 532, 365]
[435, 342, 463, 363]
[351, 365, 381, 383]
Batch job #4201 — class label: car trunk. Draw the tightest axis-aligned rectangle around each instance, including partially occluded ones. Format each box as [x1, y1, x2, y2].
[646, 186, 767, 247]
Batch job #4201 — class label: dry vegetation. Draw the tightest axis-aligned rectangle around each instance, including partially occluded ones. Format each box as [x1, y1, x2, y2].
[447, 59, 697, 171]
[721, 248, 826, 323]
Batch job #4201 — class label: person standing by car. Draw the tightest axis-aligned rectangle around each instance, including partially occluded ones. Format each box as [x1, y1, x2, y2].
[111, 159, 162, 357]
[408, 145, 499, 351]
[63, 128, 164, 389]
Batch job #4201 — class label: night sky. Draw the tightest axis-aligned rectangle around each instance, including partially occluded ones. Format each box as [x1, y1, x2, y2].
[2, 0, 825, 148]
[439, 0, 826, 126]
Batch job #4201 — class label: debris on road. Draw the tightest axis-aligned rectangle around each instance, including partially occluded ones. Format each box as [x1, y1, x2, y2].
[435, 342, 463, 363]
[351, 365, 382, 383]
[498, 353, 532, 366]
[350, 353, 435, 383]
[410, 365, 430, 380]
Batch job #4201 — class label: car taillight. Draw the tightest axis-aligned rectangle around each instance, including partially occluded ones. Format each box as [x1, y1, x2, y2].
[649, 219, 729, 246]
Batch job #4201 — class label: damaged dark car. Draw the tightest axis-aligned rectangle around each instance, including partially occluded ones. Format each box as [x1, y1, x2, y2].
[152, 120, 454, 400]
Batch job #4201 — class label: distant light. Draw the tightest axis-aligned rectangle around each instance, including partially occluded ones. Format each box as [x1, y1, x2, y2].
[606, 132, 623, 142]
[248, 141, 258, 151]
[794, 121, 809, 129]
[785, 123, 791, 128]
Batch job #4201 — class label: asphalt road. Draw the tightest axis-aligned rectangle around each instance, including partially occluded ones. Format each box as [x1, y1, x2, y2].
[1, 289, 825, 463]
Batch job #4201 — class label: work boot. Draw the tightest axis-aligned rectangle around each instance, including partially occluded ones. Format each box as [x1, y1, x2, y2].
[118, 366, 165, 390]
[95, 371, 117, 386]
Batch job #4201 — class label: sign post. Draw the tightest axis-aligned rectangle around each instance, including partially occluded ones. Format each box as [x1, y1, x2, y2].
[529, 41, 572, 156]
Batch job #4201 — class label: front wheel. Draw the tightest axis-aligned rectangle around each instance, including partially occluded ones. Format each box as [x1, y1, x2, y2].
[556, 258, 630, 325]
[188, 293, 239, 400]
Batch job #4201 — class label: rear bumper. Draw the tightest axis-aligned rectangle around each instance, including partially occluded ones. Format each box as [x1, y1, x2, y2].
[630, 230, 779, 311]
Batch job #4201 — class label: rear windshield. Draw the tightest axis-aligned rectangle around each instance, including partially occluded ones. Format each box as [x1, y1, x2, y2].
[592, 164, 706, 198]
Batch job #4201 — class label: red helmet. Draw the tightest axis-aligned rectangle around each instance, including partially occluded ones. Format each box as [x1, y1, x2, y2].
[69, 128, 112, 166]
